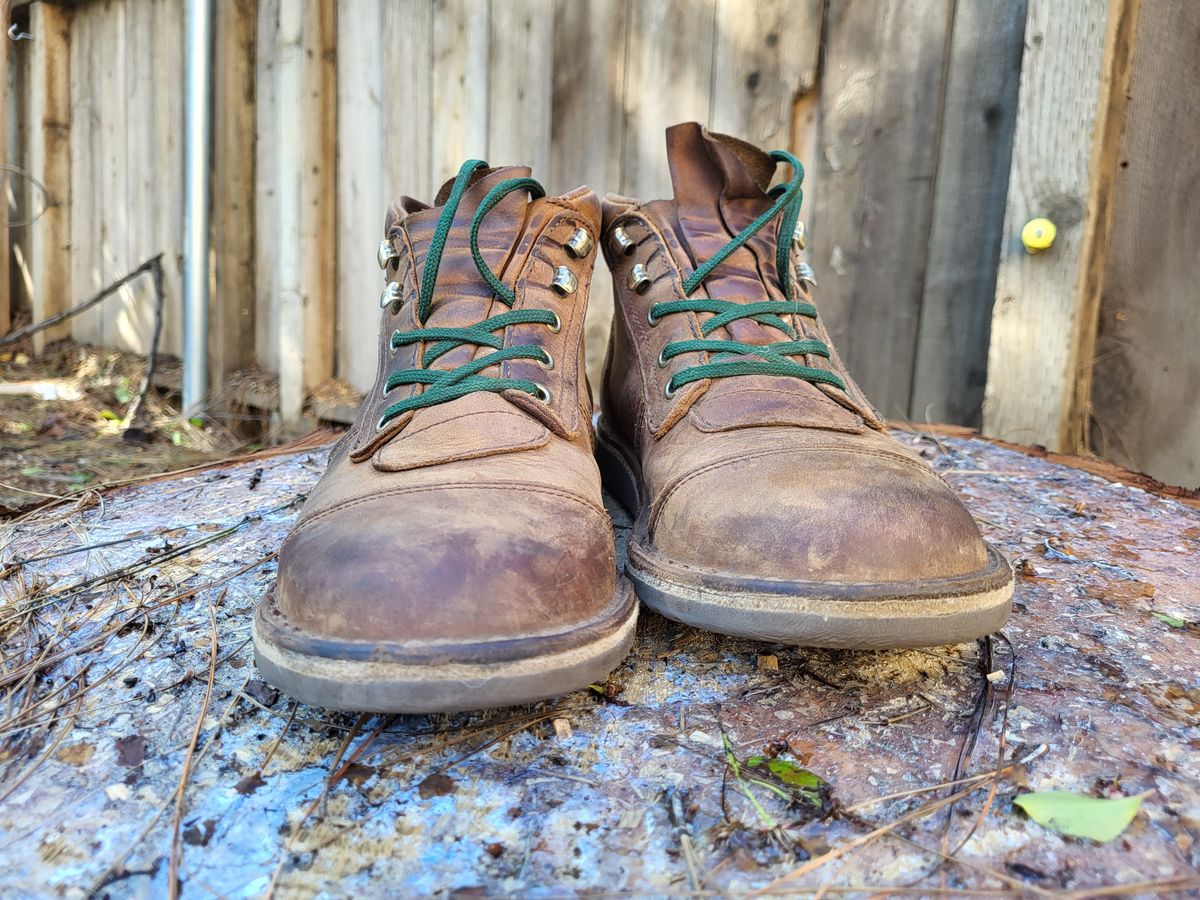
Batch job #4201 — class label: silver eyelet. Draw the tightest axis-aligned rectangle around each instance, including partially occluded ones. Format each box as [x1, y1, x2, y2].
[546, 312, 562, 334]
[610, 226, 635, 256]
[537, 349, 554, 370]
[646, 308, 659, 327]
[627, 263, 651, 294]
[533, 384, 552, 404]
[565, 228, 593, 259]
[375, 413, 390, 431]
[797, 262, 818, 291]
[663, 379, 678, 399]
[379, 282, 402, 310]
[551, 266, 578, 296]
[377, 238, 400, 270]
[388, 331, 400, 354]
[793, 221, 807, 251]
[657, 347, 669, 368]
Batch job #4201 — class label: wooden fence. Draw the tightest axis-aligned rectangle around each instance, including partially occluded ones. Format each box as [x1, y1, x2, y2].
[4, 0, 1198, 486]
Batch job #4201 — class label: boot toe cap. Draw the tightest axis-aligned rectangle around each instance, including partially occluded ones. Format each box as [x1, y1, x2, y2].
[648, 448, 991, 586]
[272, 484, 618, 651]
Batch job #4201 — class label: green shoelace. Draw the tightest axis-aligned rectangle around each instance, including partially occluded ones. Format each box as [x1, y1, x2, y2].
[377, 160, 559, 429]
[651, 149, 846, 397]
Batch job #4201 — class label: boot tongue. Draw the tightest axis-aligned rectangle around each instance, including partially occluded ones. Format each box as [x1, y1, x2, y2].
[666, 123, 786, 341]
[403, 165, 532, 370]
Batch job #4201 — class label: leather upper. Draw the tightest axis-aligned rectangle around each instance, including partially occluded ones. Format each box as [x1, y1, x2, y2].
[600, 123, 993, 587]
[274, 169, 617, 649]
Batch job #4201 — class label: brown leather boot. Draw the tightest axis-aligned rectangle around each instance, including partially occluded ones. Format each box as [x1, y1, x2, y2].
[596, 123, 1012, 648]
[254, 161, 637, 712]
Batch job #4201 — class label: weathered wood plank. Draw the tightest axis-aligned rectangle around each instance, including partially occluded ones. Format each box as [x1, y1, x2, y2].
[67, 2, 102, 347]
[95, 0, 131, 351]
[709, 0, 822, 151]
[0, 0, 10, 337]
[430, 0, 489, 188]
[254, 0, 281, 377]
[336, 1, 436, 394]
[620, 0, 716, 202]
[23, 3, 73, 353]
[807, 0, 956, 419]
[909, 0, 1028, 427]
[273, 0, 336, 423]
[550, 0, 628, 399]
[335, 0, 387, 394]
[211, 0, 257, 387]
[1090, 0, 1200, 487]
[983, 0, 1142, 450]
[120, 0, 157, 355]
[487, 0, 553, 175]
[151, 0, 185, 359]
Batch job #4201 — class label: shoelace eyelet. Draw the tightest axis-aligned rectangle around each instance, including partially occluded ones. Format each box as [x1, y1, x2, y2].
[546, 312, 562, 334]
[537, 349, 554, 371]
[647, 308, 659, 327]
[663, 379, 678, 399]
[657, 348, 669, 368]
[533, 384, 552, 404]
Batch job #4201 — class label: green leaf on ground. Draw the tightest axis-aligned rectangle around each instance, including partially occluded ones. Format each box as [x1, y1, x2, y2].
[1013, 790, 1145, 843]
[1152, 612, 1187, 628]
[746, 756, 824, 789]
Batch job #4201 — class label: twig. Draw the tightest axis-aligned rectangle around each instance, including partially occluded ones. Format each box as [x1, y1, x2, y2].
[124, 256, 168, 429]
[0, 254, 164, 347]
[167, 597, 220, 900]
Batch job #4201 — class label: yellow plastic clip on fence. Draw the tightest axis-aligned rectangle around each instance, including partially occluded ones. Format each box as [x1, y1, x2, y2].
[1021, 218, 1057, 254]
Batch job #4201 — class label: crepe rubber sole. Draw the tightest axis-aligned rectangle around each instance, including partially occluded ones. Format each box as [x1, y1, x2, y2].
[596, 424, 1013, 649]
[253, 579, 637, 713]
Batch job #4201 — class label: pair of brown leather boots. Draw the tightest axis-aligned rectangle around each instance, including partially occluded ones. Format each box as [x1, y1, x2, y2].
[253, 123, 1013, 713]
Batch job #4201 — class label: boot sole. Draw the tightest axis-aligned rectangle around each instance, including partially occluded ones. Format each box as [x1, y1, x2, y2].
[253, 579, 637, 713]
[596, 422, 1013, 649]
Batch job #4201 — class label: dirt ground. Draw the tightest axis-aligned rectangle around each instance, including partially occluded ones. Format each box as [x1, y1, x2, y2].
[0, 424, 1197, 897]
[0, 343, 262, 514]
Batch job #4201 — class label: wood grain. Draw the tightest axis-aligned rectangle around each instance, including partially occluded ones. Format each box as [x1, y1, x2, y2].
[909, 0, 1028, 426]
[550, 0, 628, 399]
[983, 0, 1141, 449]
[24, 1, 71, 353]
[211, 0, 257, 388]
[807, 0, 956, 420]
[1091, 0, 1200, 486]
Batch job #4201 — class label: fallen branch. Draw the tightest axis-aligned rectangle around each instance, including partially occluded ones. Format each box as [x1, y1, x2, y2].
[0, 254, 164, 348]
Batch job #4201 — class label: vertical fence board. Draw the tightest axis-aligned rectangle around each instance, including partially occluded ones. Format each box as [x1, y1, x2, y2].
[211, 0, 257, 387]
[254, 0, 280, 376]
[909, 0, 1027, 426]
[68, 5, 101, 346]
[25, 2, 71, 353]
[96, 0, 131, 350]
[487, 0, 552, 175]
[550, 0, 628, 398]
[335, 0, 386, 394]
[807, 0, 956, 419]
[273, 0, 337, 422]
[121, 0, 156, 355]
[0, 0, 9, 336]
[983, 0, 1141, 449]
[1090, 0, 1200, 486]
[620, 0, 716, 201]
[336, 0, 434, 393]
[431, 0, 490, 188]
[710, 0, 821, 151]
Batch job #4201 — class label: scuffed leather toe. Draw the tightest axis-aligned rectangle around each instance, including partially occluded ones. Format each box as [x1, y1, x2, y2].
[276, 484, 616, 648]
[648, 447, 990, 586]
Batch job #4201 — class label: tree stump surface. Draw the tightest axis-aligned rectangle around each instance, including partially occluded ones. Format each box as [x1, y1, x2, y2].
[1, 431, 1196, 897]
